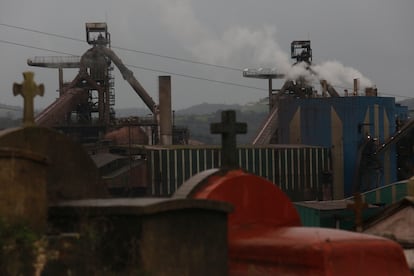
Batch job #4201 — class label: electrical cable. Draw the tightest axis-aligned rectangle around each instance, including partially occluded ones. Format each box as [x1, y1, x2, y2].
[0, 23, 242, 72]
[0, 38, 266, 92]
[0, 22, 412, 99]
[0, 39, 75, 56]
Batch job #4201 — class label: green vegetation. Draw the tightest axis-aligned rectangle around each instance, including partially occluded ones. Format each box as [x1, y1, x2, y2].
[115, 100, 268, 145]
[42, 219, 146, 275]
[0, 218, 39, 275]
[175, 108, 267, 145]
[0, 217, 146, 275]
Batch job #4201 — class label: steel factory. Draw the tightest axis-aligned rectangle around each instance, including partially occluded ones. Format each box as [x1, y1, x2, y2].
[1, 22, 413, 273]
[25, 23, 413, 201]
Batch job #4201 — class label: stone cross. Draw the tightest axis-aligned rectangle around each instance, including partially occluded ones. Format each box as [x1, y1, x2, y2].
[210, 110, 247, 168]
[347, 192, 368, 232]
[13, 71, 44, 126]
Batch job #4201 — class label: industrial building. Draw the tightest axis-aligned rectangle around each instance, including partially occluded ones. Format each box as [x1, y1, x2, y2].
[28, 23, 414, 201]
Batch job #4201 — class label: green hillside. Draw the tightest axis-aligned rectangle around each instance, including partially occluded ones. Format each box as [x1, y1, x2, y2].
[116, 99, 268, 144]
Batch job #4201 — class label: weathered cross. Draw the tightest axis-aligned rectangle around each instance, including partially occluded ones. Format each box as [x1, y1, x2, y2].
[13, 71, 44, 127]
[347, 192, 368, 232]
[210, 110, 247, 168]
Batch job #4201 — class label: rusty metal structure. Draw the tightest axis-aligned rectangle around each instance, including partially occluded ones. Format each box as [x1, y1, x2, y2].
[29, 23, 158, 143]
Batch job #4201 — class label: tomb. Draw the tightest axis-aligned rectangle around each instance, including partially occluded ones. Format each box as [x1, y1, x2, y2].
[48, 198, 231, 275]
[0, 72, 107, 202]
[0, 127, 108, 202]
[172, 110, 411, 275]
[0, 147, 48, 232]
[176, 168, 411, 275]
[0, 73, 411, 275]
[0, 72, 232, 275]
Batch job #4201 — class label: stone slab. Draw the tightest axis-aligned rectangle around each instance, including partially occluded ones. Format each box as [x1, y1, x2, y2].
[48, 197, 232, 275]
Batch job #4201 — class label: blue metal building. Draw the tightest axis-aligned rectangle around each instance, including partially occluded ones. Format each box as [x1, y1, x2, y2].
[277, 96, 406, 198]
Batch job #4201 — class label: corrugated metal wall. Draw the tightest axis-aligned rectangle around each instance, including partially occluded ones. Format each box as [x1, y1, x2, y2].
[278, 96, 400, 198]
[148, 146, 331, 201]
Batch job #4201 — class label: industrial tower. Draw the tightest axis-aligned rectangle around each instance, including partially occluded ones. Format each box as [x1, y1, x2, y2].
[29, 23, 159, 143]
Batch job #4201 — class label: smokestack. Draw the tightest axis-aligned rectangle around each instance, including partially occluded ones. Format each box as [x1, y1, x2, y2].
[321, 80, 328, 97]
[344, 89, 349, 96]
[159, 76, 173, 145]
[365, 86, 378, 97]
[353, 78, 359, 96]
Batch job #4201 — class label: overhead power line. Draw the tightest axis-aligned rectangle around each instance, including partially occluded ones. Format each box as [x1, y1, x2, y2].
[0, 23, 412, 99]
[0, 23, 85, 43]
[124, 63, 264, 90]
[0, 39, 75, 56]
[0, 23, 242, 72]
[0, 38, 266, 92]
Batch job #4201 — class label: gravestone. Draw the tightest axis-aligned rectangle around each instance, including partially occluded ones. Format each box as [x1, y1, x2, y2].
[0, 148, 48, 232]
[13, 71, 44, 126]
[175, 167, 410, 275]
[0, 71, 107, 202]
[210, 110, 247, 168]
[2, 72, 234, 275]
[174, 112, 411, 275]
[0, 73, 49, 232]
[48, 198, 232, 275]
[0, 127, 108, 202]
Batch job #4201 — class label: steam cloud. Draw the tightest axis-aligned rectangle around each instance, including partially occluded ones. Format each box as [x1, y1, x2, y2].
[312, 61, 373, 88]
[154, 0, 373, 90]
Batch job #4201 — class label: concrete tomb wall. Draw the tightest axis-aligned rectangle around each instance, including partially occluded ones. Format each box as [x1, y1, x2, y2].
[0, 126, 108, 202]
[0, 147, 48, 232]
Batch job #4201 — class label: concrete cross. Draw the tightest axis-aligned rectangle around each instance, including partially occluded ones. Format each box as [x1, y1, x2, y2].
[210, 110, 247, 168]
[13, 72, 44, 127]
[347, 192, 368, 232]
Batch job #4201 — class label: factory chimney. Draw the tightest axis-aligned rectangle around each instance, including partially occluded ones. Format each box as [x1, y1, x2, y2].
[321, 80, 328, 97]
[158, 76, 173, 145]
[353, 78, 359, 96]
[365, 86, 378, 97]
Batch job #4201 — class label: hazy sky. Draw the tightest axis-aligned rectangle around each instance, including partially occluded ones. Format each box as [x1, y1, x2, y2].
[0, 0, 413, 111]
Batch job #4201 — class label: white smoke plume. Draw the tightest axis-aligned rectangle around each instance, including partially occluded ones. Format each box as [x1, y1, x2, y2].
[153, 0, 210, 46]
[154, 0, 373, 90]
[154, 0, 290, 70]
[191, 26, 292, 71]
[311, 61, 373, 89]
